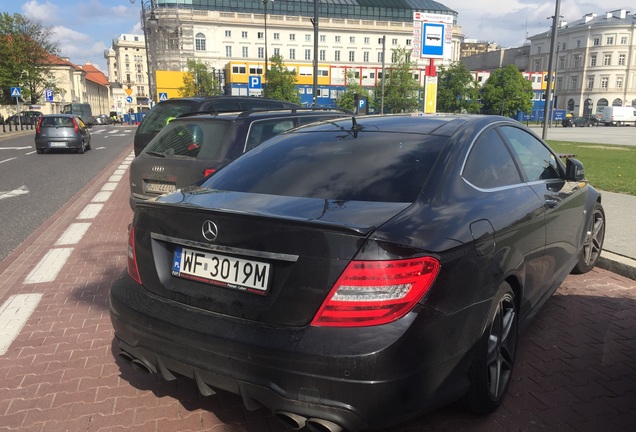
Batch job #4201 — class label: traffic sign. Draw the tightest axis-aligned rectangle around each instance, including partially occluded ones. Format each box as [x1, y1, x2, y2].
[126, 96, 133, 103]
[248, 76, 262, 89]
[45, 89, 54, 102]
[10, 87, 21, 97]
[125, 88, 133, 96]
[159, 92, 168, 102]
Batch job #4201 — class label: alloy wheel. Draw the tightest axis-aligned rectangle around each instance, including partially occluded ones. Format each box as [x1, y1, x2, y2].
[486, 293, 517, 400]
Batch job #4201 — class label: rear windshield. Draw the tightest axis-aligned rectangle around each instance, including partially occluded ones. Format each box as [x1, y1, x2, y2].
[203, 130, 446, 203]
[41, 117, 74, 127]
[137, 101, 200, 135]
[143, 120, 233, 160]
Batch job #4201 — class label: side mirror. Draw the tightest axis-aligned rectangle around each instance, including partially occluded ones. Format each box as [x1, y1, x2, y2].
[566, 158, 585, 182]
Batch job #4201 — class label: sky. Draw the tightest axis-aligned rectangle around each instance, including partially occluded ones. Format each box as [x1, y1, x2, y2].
[2, 0, 634, 77]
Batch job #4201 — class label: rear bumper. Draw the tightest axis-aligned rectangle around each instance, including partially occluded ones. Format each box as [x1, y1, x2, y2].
[35, 138, 83, 150]
[109, 272, 479, 431]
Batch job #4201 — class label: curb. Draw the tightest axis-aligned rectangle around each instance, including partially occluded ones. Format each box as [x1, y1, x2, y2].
[597, 250, 636, 281]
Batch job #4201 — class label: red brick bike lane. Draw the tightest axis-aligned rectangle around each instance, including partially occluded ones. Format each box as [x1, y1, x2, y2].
[0, 147, 634, 432]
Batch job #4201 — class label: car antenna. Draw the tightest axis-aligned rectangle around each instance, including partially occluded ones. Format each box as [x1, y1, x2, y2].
[351, 116, 363, 138]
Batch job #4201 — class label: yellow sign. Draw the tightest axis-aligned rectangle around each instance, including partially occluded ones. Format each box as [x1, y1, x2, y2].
[125, 88, 133, 96]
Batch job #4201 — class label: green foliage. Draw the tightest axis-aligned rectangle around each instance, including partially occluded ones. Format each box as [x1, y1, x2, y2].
[178, 59, 221, 97]
[377, 47, 421, 113]
[481, 64, 533, 117]
[436, 62, 481, 113]
[336, 70, 374, 112]
[548, 140, 636, 195]
[266, 54, 300, 104]
[0, 12, 58, 106]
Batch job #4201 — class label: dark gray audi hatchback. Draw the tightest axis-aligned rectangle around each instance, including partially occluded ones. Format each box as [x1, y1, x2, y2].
[110, 114, 605, 432]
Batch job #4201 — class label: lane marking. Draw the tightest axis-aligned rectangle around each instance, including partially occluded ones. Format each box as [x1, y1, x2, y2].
[0, 147, 31, 150]
[55, 222, 91, 246]
[24, 248, 74, 284]
[0, 185, 30, 201]
[1, 157, 17, 164]
[77, 203, 104, 220]
[0, 293, 43, 355]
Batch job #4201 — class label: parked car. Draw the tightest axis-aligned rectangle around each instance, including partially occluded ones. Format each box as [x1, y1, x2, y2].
[133, 96, 302, 156]
[129, 108, 351, 209]
[34, 114, 91, 154]
[5, 110, 43, 126]
[110, 114, 605, 432]
[95, 114, 113, 125]
[600, 106, 636, 126]
[561, 116, 599, 127]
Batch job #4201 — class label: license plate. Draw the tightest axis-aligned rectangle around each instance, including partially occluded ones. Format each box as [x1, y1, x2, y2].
[49, 142, 67, 148]
[145, 180, 176, 194]
[172, 246, 270, 294]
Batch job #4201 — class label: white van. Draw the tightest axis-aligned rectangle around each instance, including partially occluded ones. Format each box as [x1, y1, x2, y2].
[601, 106, 636, 126]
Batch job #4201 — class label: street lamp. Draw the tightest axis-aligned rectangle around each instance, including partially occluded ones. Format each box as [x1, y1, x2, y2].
[262, 0, 273, 98]
[130, 0, 157, 108]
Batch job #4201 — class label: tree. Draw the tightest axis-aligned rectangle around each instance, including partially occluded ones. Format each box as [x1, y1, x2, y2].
[336, 70, 374, 112]
[178, 59, 221, 97]
[480, 64, 534, 117]
[266, 54, 300, 104]
[0, 13, 59, 106]
[378, 47, 421, 113]
[436, 62, 481, 113]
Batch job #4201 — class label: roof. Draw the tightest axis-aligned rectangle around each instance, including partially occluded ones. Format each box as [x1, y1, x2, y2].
[528, 9, 635, 39]
[81, 63, 110, 87]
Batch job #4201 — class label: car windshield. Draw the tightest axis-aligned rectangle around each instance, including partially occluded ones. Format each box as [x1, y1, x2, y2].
[41, 116, 74, 127]
[137, 101, 199, 135]
[203, 130, 446, 203]
[143, 120, 233, 160]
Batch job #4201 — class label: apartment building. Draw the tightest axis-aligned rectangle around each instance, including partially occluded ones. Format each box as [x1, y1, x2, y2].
[528, 9, 636, 117]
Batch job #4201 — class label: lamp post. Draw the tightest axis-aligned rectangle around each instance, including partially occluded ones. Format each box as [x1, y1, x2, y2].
[130, 0, 157, 108]
[262, 0, 273, 98]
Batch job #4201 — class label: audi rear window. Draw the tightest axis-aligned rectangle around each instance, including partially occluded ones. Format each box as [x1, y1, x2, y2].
[204, 131, 446, 203]
[143, 121, 233, 160]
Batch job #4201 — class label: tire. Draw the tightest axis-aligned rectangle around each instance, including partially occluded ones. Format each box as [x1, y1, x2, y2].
[572, 202, 605, 274]
[36, 148, 43, 154]
[460, 282, 518, 414]
[77, 141, 85, 154]
[571, 123, 576, 127]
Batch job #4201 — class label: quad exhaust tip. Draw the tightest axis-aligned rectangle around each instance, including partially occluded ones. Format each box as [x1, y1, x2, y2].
[276, 411, 307, 430]
[306, 418, 343, 432]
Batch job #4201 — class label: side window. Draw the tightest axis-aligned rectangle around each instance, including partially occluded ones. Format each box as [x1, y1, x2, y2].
[463, 128, 522, 189]
[499, 126, 563, 181]
[245, 119, 296, 152]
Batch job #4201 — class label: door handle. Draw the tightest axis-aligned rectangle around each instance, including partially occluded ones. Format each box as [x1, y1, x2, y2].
[545, 198, 558, 208]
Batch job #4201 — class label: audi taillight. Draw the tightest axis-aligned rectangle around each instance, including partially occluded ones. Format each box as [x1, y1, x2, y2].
[127, 226, 142, 284]
[311, 257, 440, 327]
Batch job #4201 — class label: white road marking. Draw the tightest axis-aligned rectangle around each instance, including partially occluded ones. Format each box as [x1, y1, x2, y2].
[0, 147, 31, 150]
[24, 248, 73, 284]
[0, 293, 43, 355]
[0, 185, 30, 201]
[77, 203, 104, 220]
[55, 222, 91, 246]
[92, 191, 112, 203]
[0, 157, 17, 164]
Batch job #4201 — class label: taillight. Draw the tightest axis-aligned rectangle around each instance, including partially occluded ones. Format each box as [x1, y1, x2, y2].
[36, 117, 42, 134]
[72, 118, 79, 134]
[311, 257, 440, 327]
[127, 226, 142, 284]
[203, 168, 216, 178]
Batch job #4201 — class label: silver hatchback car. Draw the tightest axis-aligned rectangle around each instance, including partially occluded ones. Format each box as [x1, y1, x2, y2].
[35, 114, 91, 154]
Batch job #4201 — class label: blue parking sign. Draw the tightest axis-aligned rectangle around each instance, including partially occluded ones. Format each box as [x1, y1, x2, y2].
[45, 89, 54, 102]
[248, 76, 262, 89]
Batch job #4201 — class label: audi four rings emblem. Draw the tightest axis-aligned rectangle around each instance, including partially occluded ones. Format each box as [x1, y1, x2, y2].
[202, 220, 218, 242]
[152, 166, 164, 172]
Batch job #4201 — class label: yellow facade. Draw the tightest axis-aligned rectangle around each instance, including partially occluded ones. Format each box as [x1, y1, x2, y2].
[155, 70, 188, 100]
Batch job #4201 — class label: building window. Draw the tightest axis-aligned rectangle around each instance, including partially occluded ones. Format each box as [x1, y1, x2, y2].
[378, 52, 384, 63]
[593, 37, 600, 46]
[225, 46, 232, 57]
[273, 33, 280, 40]
[195, 33, 206, 51]
[556, 77, 563, 90]
[335, 50, 340, 61]
[558, 56, 565, 69]
[305, 34, 311, 42]
[350, 36, 355, 43]
[406, 39, 411, 46]
[363, 51, 369, 62]
[319, 49, 326, 61]
[232, 65, 246, 74]
[241, 31, 248, 38]
[349, 51, 355, 62]
[289, 48, 296, 60]
[618, 54, 626, 65]
[576, 40, 581, 48]
[537, 46, 542, 54]
[616, 77, 623, 89]
[561, 42, 566, 50]
[273, 47, 280, 56]
[573, 56, 581, 68]
[290, 34, 296, 41]
[590, 54, 597, 66]
[392, 38, 398, 45]
[620, 36, 628, 44]
[305, 49, 311, 60]
[534, 60, 541, 71]
[603, 54, 611, 66]
[606, 36, 614, 45]
[225, 30, 231, 37]
[258, 47, 264, 58]
[601, 77, 609, 89]
[570, 76, 578, 89]
[242, 46, 248, 58]
[249, 66, 263, 75]
[320, 35, 326, 42]
[364, 37, 370, 44]
[587, 76, 594, 89]
[257, 32, 264, 39]
[335, 35, 341, 43]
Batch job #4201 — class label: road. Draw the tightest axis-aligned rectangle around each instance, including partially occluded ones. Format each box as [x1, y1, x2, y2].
[0, 125, 136, 261]
[529, 123, 636, 146]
